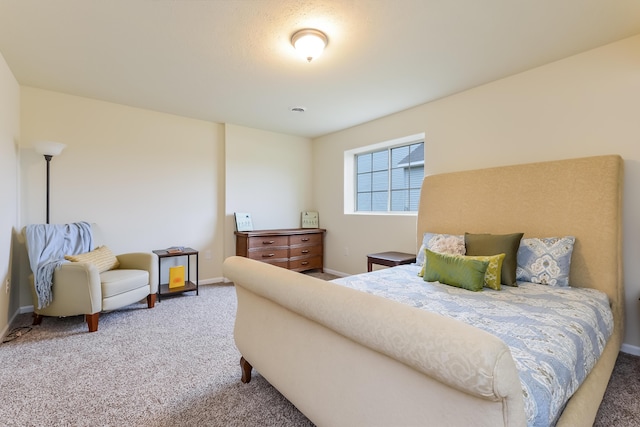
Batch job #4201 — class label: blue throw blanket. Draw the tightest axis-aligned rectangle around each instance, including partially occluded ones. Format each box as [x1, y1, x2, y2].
[26, 222, 93, 309]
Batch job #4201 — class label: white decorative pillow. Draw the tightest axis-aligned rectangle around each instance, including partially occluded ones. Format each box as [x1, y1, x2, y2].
[516, 236, 575, 287]
[416, 233, 465, 277]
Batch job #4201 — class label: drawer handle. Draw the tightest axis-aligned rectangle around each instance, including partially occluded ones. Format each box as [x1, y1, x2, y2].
[263, 240, 275, 245]
[301, 238, 310, 242]
[262, 253, 275, 258]
[301, 250, 309, 254]
[301, 261, 309, 265]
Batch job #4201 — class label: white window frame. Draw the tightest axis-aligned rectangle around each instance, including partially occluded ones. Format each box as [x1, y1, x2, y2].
[344, 133, 425, 215]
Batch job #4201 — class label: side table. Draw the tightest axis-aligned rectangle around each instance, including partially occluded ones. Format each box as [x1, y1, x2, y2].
[367, 251, 416, 272]
[152, 247, 199, 301]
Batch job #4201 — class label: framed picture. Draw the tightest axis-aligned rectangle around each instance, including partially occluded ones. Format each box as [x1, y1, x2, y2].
[235, 212, 254, 232]
[301, 211, 319, 228]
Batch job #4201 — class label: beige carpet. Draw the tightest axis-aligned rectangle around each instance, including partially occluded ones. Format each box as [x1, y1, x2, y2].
[0, 279, 636, 426]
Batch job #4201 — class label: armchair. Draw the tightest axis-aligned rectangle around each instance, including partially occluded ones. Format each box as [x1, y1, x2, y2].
[25, 224, 158, 332]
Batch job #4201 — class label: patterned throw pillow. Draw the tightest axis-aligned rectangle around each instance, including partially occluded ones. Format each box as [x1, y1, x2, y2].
[416, 233, 465, 266]
[65, 246, 120, 273]
[516, 236, 575, 287]
[463, 253, 506, 290]
[422, 249, 489, 292]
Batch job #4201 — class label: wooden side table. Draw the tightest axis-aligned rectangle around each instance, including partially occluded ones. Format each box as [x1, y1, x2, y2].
[367, 251, 417, 272]
[152, 247, 199, 301]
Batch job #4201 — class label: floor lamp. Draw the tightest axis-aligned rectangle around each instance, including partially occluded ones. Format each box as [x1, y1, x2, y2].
[34, 141, 66, 224]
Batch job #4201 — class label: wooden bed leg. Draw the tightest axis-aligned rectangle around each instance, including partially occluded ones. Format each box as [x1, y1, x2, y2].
[85, 313, 99, 332]
[32, 313, 43, 325]
[240, 356, 253, 383]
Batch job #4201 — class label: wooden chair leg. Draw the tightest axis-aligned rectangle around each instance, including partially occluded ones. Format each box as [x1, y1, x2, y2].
[85, 313, 99, 332]
[147, 293, 156, 308]
[32, 313, 43, 325]
[240, 356, 253, 383]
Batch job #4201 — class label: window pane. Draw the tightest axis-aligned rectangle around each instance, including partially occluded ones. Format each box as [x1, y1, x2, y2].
[408, 166, 424, 188]
[371, 170, 388, 191]
[391, 189, 409, 211]
[357, 192, 371, 211]
[372, 191, 388, 211]
[408, 189, 421, 211]
[390, 167, 406, 190]
[357, 172, 371, 192]
[371, 151, 388, 171]
[391, 145, 410, 167]
[357, 153, 371, 173]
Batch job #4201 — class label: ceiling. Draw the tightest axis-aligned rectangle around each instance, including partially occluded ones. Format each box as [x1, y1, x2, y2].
[1, 1, 639, 139]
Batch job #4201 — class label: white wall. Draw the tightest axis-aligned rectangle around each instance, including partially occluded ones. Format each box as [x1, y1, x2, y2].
[0, 50, 20, 337]
[224, 123, 313, 259]
[19, 87, 225, 305]
[313, 35, 640, 348]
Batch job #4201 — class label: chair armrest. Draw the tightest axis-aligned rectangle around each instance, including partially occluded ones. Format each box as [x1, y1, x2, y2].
[116, 252, 158, 293]
[32, 262, 102, 316]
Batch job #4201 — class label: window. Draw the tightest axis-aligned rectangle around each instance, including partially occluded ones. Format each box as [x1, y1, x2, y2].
[344, 134, 425, 214]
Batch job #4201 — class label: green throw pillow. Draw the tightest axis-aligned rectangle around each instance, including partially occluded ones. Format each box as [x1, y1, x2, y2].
[464, 253, 506, 290]
[465, 232, 524, 286]
[423, 249, 489, 292]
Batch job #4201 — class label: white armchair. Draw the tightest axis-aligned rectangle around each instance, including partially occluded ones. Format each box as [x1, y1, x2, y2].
[25, 224, 158, 332]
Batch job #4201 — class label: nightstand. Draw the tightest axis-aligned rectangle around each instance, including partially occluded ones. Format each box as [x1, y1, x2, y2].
[152, 247, 199, 301]
[367, 251, 417, 272]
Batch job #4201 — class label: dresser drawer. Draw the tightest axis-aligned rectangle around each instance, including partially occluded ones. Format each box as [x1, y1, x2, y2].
[259, 259, 289, 269]
[247, 235, 289, 249]
[289, 244, 323, 258]
[289, 256, 322, 272]
[247, 248, 289, 261]
[290, 233, 322, 246]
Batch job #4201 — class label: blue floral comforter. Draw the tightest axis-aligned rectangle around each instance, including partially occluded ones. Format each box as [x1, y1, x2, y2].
[332, 264, 613, 426]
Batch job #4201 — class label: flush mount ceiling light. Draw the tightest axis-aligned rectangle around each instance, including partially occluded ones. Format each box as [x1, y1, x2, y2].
[291, 29, 328, 62]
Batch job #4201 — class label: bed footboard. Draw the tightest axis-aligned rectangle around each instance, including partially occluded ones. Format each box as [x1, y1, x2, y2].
[224, 256, 527, 427]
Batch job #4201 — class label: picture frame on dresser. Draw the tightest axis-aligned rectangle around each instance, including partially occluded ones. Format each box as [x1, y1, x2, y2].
[234, 212, 253, 232]
[301, 211, 319, 228]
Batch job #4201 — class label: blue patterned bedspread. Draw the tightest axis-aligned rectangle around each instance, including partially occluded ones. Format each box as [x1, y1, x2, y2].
[332, 265, 613, 426]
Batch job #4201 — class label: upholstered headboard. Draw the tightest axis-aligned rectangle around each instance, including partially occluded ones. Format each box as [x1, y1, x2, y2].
[417, 155, 624, 338]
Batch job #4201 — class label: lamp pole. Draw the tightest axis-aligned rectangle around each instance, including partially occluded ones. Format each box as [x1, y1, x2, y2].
[34, 141, 66, 225]
[44, 154, 52, 224]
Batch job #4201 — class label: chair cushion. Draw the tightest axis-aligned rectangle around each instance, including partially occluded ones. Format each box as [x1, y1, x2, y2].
[100, 269, 149, 298]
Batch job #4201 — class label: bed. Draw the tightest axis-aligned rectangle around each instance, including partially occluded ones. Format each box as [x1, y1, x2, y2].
[223, 154, 624, 427]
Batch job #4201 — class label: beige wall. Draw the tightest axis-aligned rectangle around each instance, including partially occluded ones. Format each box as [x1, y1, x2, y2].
[224, 123, 313, 259]
[19, 88, 225, 305]
[0, 50, 20, 337]
[313, 35, 640, 349]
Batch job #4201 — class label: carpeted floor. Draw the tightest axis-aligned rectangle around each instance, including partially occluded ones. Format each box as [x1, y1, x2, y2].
[0, 280, 637, 426]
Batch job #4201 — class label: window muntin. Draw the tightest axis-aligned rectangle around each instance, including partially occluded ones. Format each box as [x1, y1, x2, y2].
[355, 141, 424, 212]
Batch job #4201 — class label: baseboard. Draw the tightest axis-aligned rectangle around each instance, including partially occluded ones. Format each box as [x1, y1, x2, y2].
[323, 268, 349, 277]
[2, 305, 29, 340]
[198, 277, 227, 285]
[621, 343, 640, 356]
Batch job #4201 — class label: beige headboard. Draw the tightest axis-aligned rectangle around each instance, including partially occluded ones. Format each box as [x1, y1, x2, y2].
[417, 155, 624, 337]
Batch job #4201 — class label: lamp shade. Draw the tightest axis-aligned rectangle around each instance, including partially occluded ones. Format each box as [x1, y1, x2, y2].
[291, 29, 328, 62]
[35, 141, 66, 157]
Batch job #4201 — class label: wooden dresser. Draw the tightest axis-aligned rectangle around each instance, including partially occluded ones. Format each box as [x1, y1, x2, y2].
[235, 228, 326, 272]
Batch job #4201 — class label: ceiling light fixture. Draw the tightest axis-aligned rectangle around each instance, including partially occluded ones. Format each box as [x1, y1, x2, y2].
[291, 29, 328, 62]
